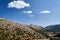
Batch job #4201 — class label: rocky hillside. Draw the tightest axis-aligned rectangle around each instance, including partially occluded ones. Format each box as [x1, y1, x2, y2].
[0, 18, 48, 40]
[45, 24, 60, 32]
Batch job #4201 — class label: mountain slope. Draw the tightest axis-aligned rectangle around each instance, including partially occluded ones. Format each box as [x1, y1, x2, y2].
[0, 18, 47, 40]
[45, 24, 60, 32]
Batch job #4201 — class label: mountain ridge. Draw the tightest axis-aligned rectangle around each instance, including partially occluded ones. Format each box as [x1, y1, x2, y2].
[45, 24, 60, 32]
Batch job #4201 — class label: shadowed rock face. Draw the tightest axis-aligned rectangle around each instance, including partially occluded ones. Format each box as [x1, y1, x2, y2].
[0, 18, 47, 40]
[45, 24, 60, 32]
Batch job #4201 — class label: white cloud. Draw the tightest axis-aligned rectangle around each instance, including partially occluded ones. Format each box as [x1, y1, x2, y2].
[8, 0, 30, 9]
[23, 11, 32, 14]
[40, 10, 51, 14]
[23, 11, 34, 17]
[30, 15, 34, 17]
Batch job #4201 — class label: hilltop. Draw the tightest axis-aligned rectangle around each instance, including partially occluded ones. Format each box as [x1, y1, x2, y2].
[0, 18, 48, 40]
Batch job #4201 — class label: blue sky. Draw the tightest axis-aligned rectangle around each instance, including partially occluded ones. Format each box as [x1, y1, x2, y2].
[0, 0, 60, 27]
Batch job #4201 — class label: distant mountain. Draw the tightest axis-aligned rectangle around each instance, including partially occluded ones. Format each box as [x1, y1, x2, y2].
[45, 24, 60, 32]
[28, 24, 45, 30]
[0, 18, 48, 40]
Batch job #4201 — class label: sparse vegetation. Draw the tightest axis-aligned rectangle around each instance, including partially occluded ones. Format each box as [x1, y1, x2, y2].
[0, 18, 48, 40]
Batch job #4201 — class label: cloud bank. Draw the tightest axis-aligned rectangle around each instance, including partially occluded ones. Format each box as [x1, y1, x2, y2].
[8, 0, 30, 9]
